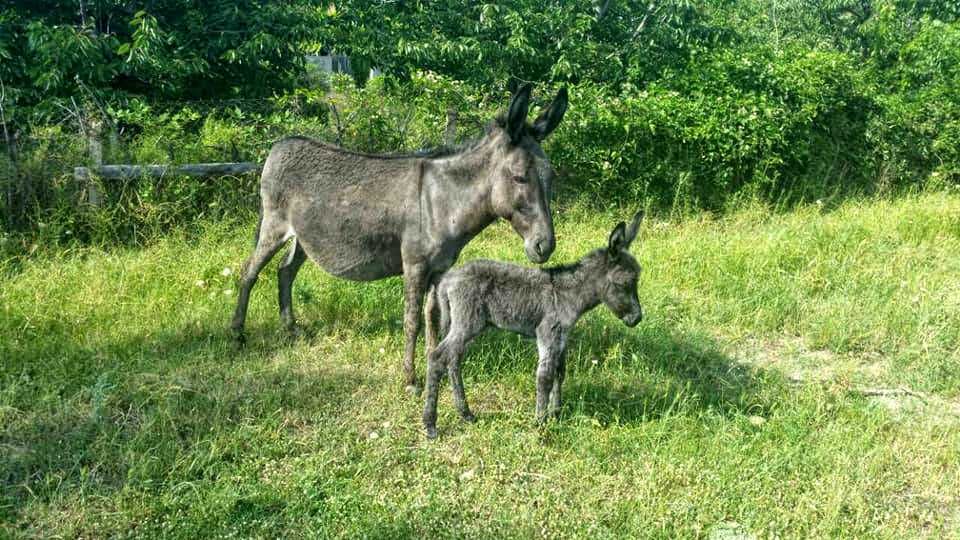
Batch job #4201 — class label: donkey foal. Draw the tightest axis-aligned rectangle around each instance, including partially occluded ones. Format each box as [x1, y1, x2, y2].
[423, 213, 644, 438]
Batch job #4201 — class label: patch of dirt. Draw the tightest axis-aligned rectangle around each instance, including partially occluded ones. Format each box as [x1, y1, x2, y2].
[730, 335, 960, 425]
[707, 521, 757, 540]
[866, 392, 960, 426]
[733, 336, 839, 384]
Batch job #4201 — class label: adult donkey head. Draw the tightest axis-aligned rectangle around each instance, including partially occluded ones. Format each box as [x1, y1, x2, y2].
[487, 84, 568, 264]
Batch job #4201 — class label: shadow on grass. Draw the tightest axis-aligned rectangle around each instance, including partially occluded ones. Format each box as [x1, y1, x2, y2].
[458, 316, 778, 426]
[0, 322, 375, 525]
[563, 321, 773, 424]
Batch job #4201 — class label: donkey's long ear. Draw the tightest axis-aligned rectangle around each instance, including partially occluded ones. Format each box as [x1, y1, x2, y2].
[624, 211, 643, 249]
[608, 221, 627, 259]
[506, 83, 533, 143]
[531, 87, 569, 141]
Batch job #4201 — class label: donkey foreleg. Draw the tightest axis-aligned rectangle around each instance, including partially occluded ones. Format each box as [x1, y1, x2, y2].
[401, 263, 429, 395]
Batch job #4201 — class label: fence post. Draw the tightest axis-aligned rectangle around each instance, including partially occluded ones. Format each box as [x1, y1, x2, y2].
[444, 107, 458, 146]
[2, 131, 18, 229]
[85, 116, 103, 207]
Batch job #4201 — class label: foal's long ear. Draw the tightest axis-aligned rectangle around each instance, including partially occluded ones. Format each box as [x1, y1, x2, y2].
[608, 221, 627, 259]
[624, 211, 643, 249]
[531, 87, 568, 141]
[506, 83, 533, 143]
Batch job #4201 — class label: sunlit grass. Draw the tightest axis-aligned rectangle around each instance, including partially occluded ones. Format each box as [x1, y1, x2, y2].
[2, 192, 959, 538]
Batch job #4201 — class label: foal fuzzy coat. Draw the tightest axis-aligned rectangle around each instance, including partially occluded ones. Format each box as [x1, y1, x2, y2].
[422, 214, 643, 438]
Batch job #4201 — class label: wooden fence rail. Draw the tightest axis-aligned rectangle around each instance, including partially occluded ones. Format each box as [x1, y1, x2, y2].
[74, 162, 261, 207]
[74, 162, 260, 181]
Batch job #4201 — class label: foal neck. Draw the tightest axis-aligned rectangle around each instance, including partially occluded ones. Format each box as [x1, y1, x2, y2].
[547, 253, 605, 316]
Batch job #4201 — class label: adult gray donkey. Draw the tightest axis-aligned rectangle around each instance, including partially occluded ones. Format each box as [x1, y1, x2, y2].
[231, 84, 568, 394]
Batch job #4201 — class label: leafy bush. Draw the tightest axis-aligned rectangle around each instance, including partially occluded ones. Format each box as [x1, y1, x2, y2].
[3, 1, 960, 248]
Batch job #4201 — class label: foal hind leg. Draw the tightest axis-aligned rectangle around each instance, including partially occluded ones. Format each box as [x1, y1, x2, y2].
[230, 215, 290, 344]
[447, 341, 476, 423]
[422, 340, 451, 439]
[278, 239, 307, 337]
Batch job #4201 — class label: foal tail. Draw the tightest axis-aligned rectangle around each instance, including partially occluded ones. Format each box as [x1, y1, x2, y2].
[434, 282, 452, 340]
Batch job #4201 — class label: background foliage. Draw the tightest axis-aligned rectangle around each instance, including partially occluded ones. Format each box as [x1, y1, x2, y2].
[1, 0, 959, 247]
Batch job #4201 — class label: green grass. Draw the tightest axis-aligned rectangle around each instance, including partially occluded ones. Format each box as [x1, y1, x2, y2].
[2, 192, 959, 538]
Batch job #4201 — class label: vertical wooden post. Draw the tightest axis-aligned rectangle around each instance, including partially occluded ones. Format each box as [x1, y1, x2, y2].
[444, 107, 458, 147]
[0, 75, 18, 229]
[85, 116, 103, 207]
[2, 131, 17, 230]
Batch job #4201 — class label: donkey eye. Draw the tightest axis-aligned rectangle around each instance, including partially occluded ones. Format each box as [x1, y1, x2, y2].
[513, 175, 528, 184]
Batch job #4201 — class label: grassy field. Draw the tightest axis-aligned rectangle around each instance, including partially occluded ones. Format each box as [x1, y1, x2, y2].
[2, 192, 959, 538]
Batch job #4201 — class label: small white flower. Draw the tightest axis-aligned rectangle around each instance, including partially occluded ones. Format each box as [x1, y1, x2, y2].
[378, 347, 386, 354]
[592, 359, 599, 366]
[222, 289, 233, 296]
[195, 279, 206, 288]
[748, 415, 766, 427]
[221, 267, 233, 277]
[459, 469, 476, 481]
[368, 431, 379, 440]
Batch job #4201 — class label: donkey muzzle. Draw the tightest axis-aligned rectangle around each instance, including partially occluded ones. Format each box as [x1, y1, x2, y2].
[622, 307, 643, 327]
[526, 235, 555, 264]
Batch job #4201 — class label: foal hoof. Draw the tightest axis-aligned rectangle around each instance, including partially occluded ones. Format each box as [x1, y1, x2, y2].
[462, 412, 477, 423]
[425, 426, 438, 440]
[405, 384, 423, 397]
[232, 328, 246, 347]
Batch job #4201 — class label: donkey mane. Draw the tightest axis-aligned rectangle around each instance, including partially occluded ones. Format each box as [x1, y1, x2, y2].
[281, 132, 489, 161]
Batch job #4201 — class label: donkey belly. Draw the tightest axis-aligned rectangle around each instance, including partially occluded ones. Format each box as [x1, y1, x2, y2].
[291, 203, 404, 282]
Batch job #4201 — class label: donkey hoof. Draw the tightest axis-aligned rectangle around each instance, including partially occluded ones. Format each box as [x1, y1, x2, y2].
[232, 329, 246, 347]
[405, 384, 423, 397]
[462, 412, 477, 423]
[425, 426, 438, 440]
[283, 324, 305, 341]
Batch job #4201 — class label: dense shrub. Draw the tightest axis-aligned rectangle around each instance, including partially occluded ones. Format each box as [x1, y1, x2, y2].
[2, 1, 960, 248]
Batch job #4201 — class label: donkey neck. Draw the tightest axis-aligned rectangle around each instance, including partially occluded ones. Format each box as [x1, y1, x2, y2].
[422, 139, 499, 240]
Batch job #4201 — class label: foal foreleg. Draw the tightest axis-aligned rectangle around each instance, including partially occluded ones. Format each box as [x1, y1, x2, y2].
[549, 347, 568, 418]
[535, 324, 565, 423]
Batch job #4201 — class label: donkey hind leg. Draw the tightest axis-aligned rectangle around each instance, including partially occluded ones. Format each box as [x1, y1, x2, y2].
[278, 239, 308, 337]
[230, 214, 291, 344]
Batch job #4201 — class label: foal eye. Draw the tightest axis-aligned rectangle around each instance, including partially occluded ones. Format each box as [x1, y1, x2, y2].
[512, 175, 528, 184]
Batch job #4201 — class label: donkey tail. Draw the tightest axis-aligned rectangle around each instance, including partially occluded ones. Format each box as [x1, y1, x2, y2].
[252, 201, 263, 248]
